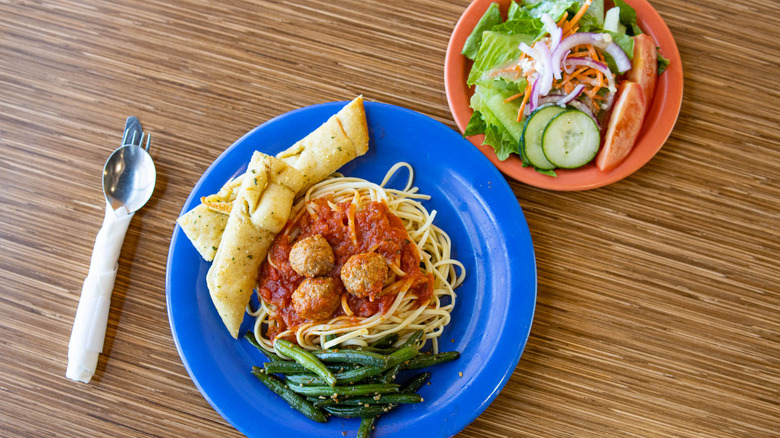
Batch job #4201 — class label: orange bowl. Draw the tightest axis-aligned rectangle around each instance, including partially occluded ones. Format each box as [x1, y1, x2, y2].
[445, 0, 683, 190]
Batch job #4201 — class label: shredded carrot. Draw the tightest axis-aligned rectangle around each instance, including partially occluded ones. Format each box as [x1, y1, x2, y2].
[569, 0, 592, 29]
[516, 83, 532, 123]
[587, 45, 599, 61]
[558, 66, 588, 87]
[564, 82, 575, 94]
[504, 92, 525, 104]
[556, 12, 569, 28]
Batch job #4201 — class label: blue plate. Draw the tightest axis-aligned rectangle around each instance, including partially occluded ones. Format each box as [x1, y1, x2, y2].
[166, 101, 537, 437]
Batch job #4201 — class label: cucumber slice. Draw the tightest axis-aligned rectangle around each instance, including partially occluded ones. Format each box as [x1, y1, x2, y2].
[541, 110, 601, 169]
[521, 106, 565, 170]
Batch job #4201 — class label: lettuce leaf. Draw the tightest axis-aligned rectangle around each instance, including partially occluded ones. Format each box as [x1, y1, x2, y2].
[580, 0, 604, 29]
[522, 0, 577, 21]
[461, 3, 503, 60]
[604, 31, 634, 59]
[520, 0, 603, 28]
[464, 111, 487, 136]
[507, 1, 524, 20]
[467, 31, 535, 86]
[657, 50, 670, 75]
[470, 84, 527, 160]
[491, 14, 545, 38]
[613, 0, 643, 35]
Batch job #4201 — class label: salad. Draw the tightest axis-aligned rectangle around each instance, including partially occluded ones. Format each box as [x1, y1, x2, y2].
[461, 0, 670, 175]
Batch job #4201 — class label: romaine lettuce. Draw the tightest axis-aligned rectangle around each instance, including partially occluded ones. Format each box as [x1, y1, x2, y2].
[467, 31, 535, 86]
[657, 51, 670, 75]
[462, 3, 503, 60]
[613, 0, 643, 35]
[521, 0, 603, 27]
[469, 84, 528, 160]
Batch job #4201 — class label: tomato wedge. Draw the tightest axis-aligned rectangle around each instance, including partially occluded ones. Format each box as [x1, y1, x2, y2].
[595, 81, 645, 172]
[625, 34, 658, 113]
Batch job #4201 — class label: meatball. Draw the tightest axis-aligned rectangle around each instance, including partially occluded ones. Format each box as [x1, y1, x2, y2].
[289, 234, 334, 278]
[340, 252, 388, 299]
[291, 277, 341, 321]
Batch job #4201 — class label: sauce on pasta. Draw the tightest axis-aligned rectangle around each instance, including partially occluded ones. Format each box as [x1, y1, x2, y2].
[257, 197, 433, 340]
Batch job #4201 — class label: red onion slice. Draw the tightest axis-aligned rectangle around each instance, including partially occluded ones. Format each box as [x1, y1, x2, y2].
[561, 50, 575, 73]
[551, 32, 632, 80]
[519, 42, 538, 61]
[519, 42, 552, 95]
[528, 78, 539, 114]
[540, 13, 562, 53]
[557, 84, 585, 105]
[535, 42, 554, 95]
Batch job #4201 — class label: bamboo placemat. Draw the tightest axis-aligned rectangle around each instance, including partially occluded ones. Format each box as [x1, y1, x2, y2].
[0, 0, 777, 436]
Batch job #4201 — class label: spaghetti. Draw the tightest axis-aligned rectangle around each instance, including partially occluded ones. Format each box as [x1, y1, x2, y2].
[249, 162, 465, 354]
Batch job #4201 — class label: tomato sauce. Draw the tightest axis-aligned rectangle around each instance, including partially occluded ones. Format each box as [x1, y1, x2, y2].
[256, 198, 433, 339]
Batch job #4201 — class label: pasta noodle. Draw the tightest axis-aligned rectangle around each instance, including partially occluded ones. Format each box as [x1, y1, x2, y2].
[249, 162, 465, 354]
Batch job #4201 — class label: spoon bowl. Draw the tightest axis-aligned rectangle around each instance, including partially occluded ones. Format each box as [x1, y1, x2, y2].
[103, 144, 156, 213]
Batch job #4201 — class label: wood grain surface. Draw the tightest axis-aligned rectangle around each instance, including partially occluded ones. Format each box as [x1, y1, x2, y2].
[1, 0, 778, 437]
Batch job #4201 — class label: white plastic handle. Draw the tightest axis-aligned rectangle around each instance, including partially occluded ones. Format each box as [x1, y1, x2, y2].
[66, 203, 133, 383]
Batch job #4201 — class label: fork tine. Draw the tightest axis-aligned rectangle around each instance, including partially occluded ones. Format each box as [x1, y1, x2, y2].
[144, 133, 151, 152]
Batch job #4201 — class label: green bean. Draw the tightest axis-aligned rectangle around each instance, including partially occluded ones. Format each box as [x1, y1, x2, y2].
[244, 331, 282, 361]
[399, 372, 431, 393]
[308, 397, 338, 408]
[400, 351, 460, 370]
[264, 361, 360, 375]
[324, 404, 395, 418]
[270, 342, 419, 378]
[263, 361, 304, 374]
[267, 365, 382, 386]
[285, 374, 326, 386]
[287, 383, 399, 397]
[357, 417, 376, 438]
[349, 346, 395, 355]
[250, 367, 327, 423]
[331, 365, 384, 385]
[266, 366, 377, 386]
[274, 339, 337, 387]
[333, 345, 420, 384]
[386, 344, 420, 367]
[378, 364, 401, 384]
[313, 349, 388, 367]
[370, 333, 399, 349]
[324, 333, 337, 343]
[335, 393, 422, 406]
[400, 330, 424, 348]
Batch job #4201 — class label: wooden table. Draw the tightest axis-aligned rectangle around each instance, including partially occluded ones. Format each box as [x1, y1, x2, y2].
[1, 0, 778, 436]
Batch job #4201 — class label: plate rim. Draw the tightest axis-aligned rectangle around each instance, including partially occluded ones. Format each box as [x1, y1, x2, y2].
[444, 0, 684, 191]
[166, 100, 538, 437]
